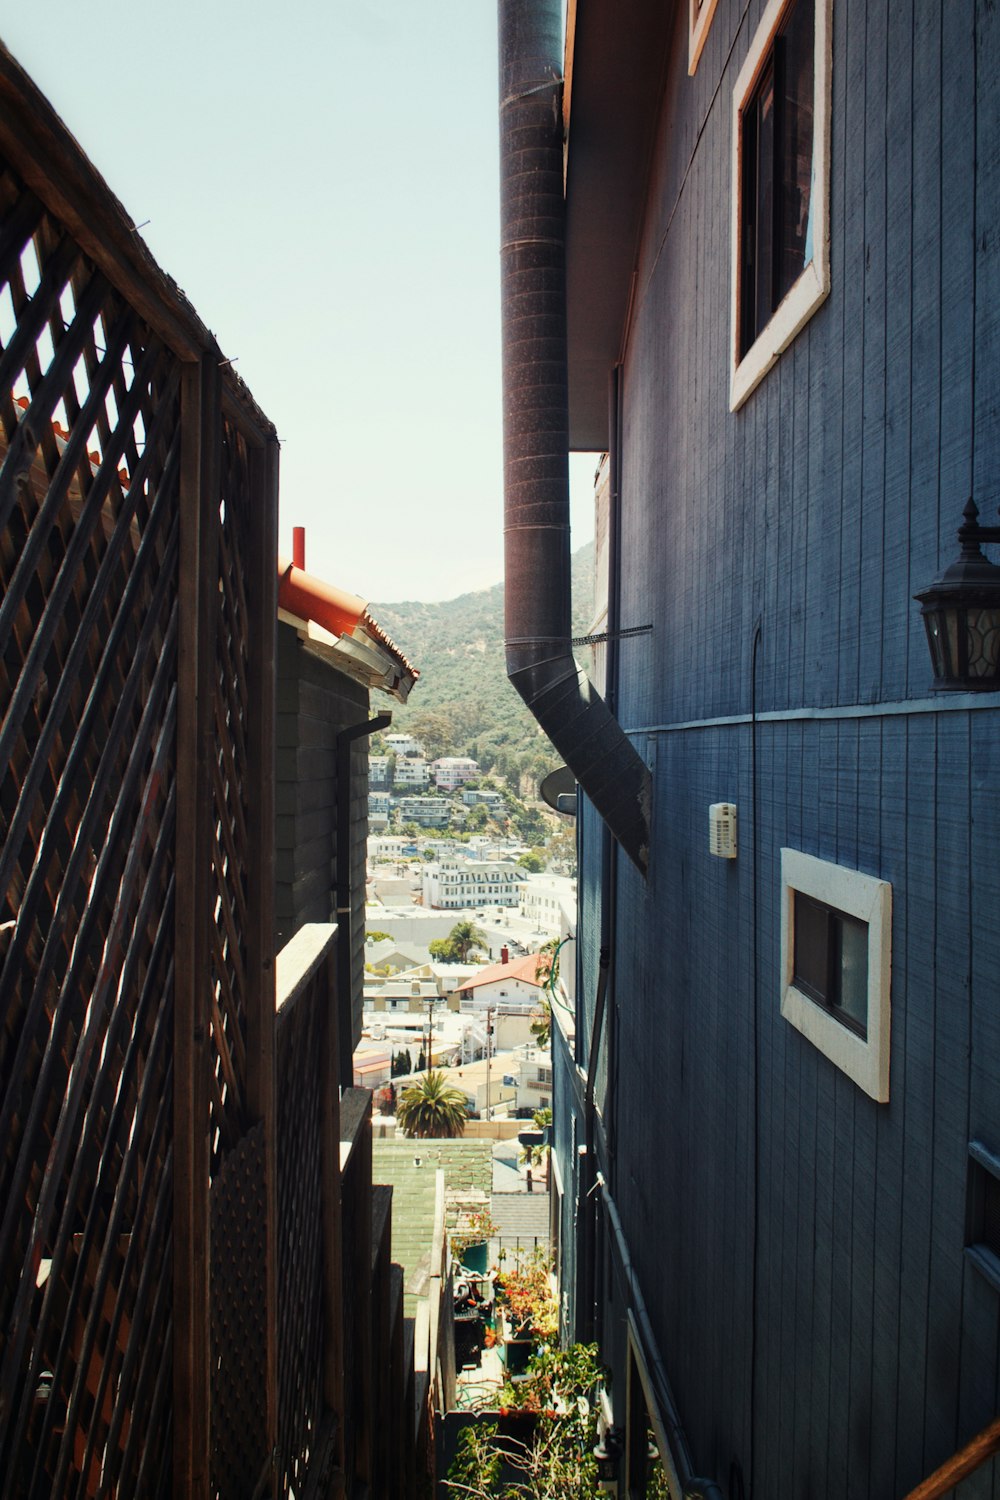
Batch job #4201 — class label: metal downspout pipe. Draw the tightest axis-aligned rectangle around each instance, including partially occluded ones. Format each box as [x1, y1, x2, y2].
[498, 0, 652, 877]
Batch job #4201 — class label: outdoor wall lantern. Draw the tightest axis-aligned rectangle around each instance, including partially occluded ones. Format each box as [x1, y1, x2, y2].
[593, 1427, 623, 1495]
[914, 499, 1000, 690]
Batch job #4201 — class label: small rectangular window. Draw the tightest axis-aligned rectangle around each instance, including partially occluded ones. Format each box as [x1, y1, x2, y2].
[731, 0, 832, 408]
[739, 0, 815, 356]
[780, 850, 891, 1101]
[792, 892, 869, 1037]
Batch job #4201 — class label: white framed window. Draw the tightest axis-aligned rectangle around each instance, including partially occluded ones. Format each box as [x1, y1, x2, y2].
[780, 849, 892, 1101]
[688, 0, 721, 74]
[730, 0, 833, 409]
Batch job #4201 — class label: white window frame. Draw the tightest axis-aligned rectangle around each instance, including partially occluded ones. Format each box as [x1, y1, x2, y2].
[730, 0, 833, 410]
[688, 0, 721, 74]
[780, 849, 892, 1102]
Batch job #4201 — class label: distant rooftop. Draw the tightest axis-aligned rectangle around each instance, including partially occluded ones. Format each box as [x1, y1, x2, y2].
[372, 1138, 493, 1318]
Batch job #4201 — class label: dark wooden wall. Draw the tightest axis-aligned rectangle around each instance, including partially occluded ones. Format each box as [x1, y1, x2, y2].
[573, 0, 1000, 1495]
[276, 622, 370, 1049]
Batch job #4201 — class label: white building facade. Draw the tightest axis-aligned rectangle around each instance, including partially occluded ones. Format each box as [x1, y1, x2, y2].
[518, 873, 577, 934]
[432, 756, 480, 791]
[393, 757, 430, 789]
[422, 858, 525, 909]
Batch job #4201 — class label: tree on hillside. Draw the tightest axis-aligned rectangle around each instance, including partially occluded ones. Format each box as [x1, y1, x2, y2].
[396, 1070, 469, 1138]
[546, 825, 576, 872]
[407, 710, 454, 760]
[448, 920, 488, 961]
[514, 804, 549, 846]
[517, 849, 545, 873]
[429, 920, 489, 964]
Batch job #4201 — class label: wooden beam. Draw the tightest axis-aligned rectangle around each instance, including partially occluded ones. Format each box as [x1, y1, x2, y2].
[173, 354, 221, 1500]
[245, 428, 280, 1463]
[320, 936, 347, 1467]
[903, 1417, 1000, 1500]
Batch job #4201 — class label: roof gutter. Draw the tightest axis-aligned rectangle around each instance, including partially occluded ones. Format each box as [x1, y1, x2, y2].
[498, 0, 651, 876]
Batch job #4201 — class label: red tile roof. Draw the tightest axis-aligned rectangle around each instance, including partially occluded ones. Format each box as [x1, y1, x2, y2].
[277, 555, 419, 702]
[457, 951, 551, 993]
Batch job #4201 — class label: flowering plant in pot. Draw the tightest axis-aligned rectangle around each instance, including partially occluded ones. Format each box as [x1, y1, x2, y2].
[495, 1247, 558, 1341]
[444, 1343, 607, 1498]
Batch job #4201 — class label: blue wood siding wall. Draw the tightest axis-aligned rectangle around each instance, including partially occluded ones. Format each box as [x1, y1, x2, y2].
[577, 0, 1000, 1495]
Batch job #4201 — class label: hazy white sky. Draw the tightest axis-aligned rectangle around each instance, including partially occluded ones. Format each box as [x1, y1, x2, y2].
[2, 1, 595, 603]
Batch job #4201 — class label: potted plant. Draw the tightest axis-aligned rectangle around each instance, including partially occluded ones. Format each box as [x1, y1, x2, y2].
[450, 1206, 499, 1273]
[494, 1247, 558, 1371]
[444, 1343, 607, 1497]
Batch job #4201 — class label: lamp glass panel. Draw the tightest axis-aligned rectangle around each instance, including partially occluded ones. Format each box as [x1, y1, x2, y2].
[965, 607, 1000, 678]
[923, 612, 948, 680]
[945, 607, 961, 678]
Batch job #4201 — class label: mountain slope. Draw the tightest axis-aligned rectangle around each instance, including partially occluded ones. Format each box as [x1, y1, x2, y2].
[372, 541, 594, 778]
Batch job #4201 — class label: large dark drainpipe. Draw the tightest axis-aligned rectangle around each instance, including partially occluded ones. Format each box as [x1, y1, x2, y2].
[498, 0, 651, 876]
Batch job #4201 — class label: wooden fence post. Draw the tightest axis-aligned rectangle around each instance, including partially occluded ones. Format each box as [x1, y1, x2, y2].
[174, 353, 221, 1500]
[245, 428, 280, 1465]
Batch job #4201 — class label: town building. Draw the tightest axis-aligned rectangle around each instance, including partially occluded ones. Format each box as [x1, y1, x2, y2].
[456, 950, 550, 1014]
[367, 792, 392, 831]
[422, 857, 525, 909]
[384, 731, 423, 759]
[369, 754, 391, 789]
[497, 2, 1000, 1496]
[501, 1046, 554, 1114]
[367, 834, 410, 863]
[395, 795, 452, 829]
[392, 756, 430, 789]
[517, 873, 576, 935]
[431, 755, 480, 790]
[461, 787, 505, 811]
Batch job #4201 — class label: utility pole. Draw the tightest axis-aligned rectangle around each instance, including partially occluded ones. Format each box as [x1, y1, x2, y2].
[485, 1007, 493, 1121]
[426, 994, 434, 1071]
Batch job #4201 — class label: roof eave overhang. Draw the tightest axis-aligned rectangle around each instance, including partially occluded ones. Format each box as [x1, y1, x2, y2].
[564, 0, 676, 450]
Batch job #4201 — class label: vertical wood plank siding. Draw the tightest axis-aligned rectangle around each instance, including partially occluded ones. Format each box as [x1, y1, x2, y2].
[275, 625, 371, 1050]
[583, 1, 1000, 1495]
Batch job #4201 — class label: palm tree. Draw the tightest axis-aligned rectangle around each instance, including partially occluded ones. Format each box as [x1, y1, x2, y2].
[396, 1070, 469, 1138]
[448, 920, 488, 962]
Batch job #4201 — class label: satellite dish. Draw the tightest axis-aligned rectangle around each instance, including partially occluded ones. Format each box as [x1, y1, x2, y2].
[540, 764, 577, 817]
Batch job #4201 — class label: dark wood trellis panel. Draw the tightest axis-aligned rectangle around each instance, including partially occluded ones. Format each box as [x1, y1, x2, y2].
[0, 42, 421, 1500]
[274, 934, 338, 1498]
[0, 43, 278, 1500]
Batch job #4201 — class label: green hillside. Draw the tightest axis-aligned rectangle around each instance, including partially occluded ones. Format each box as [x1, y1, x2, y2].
[372, 541, 595, 786]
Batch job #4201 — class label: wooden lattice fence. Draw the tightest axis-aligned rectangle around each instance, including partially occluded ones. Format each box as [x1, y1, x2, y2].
[0, 44, 279, 1500]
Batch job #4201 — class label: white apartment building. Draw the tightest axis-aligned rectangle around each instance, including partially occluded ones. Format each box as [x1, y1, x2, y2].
[368, 792, 391, 831]
[432, 756, 480, 791]
[462, 787, 505, 810]
[385, 732, 423, 758]
[393, 757, 430, 789]
[395, 796, 451, 828]
[456, 950, 550, 1012]
[367, 835, 409, 862]
[422, 857, 525, 909]
[518, 873, 576, 934]
[369, 755, 391, 789]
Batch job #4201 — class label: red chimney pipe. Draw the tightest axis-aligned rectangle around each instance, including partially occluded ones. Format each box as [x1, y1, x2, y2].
[501, 946, 509, 965]
[292, 525, 305, 570]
